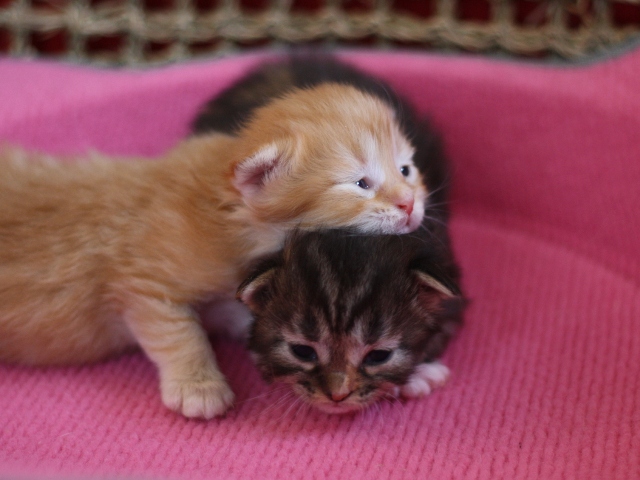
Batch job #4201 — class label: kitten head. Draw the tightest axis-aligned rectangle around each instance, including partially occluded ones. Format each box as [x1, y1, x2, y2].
[232, 84, 428, 234]
[237, 230, 465, 414]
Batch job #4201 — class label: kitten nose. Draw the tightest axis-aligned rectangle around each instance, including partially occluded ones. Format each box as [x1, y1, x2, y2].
[327, 371, 352, 402]
[396, 196, 414, 216]
[331, 391, 351, 402]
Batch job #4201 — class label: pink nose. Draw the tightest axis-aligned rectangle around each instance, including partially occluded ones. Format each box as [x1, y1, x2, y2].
[397, 197, 414, 216]
[331, 391, 351, 402]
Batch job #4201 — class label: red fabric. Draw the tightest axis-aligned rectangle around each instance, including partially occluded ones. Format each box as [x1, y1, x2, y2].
[1, 50, 639, 479]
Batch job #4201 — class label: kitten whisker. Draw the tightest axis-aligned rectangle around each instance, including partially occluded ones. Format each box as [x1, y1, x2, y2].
[422, 215, 448, 229]
[240, 384, 290, 404]
[424, 203, 450, 215]
[293, 397, 311, 419]
[405, 224, 449, 251]
[364, 401, 381, 423]
[380, 389, 409, 426]
[260, 385, 295, 408]
[425, 181, 450, 200]
[260, 390, 297, 416]
[276, 395, 305, 422]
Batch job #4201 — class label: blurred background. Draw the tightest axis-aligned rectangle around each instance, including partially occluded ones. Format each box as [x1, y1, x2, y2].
[0, 0, 639, 65]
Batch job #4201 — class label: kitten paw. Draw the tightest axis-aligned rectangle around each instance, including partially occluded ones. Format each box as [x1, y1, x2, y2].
[400, 361, 450, 399]
[161, 373, 235, 419]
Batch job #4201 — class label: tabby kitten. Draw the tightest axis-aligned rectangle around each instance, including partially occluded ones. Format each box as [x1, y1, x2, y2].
[0, 82, 428, 419]
[238, 229, 465, 414]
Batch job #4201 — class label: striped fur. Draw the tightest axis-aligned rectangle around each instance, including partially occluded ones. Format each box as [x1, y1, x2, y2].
[239, 230, 465, 414]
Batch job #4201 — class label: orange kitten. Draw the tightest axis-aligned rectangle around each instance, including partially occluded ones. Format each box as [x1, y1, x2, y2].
[0, 84, 428, 419]
[233, 84, 427, 234]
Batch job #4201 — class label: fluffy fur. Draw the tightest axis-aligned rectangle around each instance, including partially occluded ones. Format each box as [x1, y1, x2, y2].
[0, 82, 428, 419]
[203, 81, 428, 234]
[192, 54, 450, 212]
[230, 84, 427, 233]
[238, 229, 466, 414]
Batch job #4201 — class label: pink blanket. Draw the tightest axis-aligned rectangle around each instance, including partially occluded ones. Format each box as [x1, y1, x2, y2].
[1, 50, 639, 479]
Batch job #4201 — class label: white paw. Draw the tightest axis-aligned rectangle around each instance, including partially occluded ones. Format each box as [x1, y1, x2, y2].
[161, 373, 235, 419]
[400, 361, 450, 399]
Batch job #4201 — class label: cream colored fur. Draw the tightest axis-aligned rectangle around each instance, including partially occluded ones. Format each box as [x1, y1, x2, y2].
[0, 84, 428, 418]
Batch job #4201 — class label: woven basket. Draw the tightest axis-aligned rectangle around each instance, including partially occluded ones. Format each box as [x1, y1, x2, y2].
[1, 0, 639, 65]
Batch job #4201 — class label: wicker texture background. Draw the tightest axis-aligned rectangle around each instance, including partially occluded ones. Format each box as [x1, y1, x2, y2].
[1, 1, 640, 65]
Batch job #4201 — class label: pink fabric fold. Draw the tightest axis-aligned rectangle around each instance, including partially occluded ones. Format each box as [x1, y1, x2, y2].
[1, 50, 639, 479]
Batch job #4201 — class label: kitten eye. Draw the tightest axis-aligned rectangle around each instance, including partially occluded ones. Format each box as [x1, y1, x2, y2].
[400, 166, 410, 177]
[290, 344, 318, 362]
[363, 349, 393, 366]
[355, 178, 370, 189]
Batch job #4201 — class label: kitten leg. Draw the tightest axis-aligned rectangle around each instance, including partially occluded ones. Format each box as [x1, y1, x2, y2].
[124, 295, 234, 419]
[400, 361, 450, 398]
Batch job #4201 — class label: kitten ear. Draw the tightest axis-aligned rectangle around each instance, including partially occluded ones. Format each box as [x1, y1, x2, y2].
[233, 143, 284, 198]
[411, 268, 461, 312]
[413, 271, 456, 298]
[237, 264, 278, 311]
[410, 255, 461, 299]
[413, 268, 466, 359]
